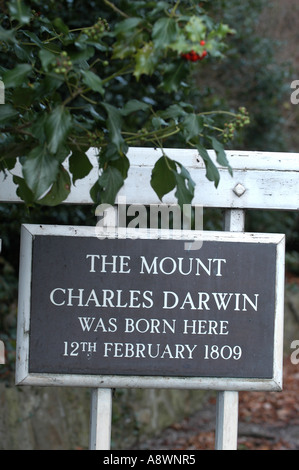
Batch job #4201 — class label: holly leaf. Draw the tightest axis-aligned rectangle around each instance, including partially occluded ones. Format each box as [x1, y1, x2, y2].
[161, 61, 188, 93]
[45, 105, 72, 154]
[22, 145, 60, 200]
[152, 17, 179, 49]
[134, 42, 159, 80]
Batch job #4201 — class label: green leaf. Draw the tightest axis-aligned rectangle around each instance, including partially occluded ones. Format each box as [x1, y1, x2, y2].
[121, 99, 150, 116]
[8, 0, 31, 24]
[109, 154, 130, 180]
[45, 105, 72, 154]
[0, 26, 17, 44]
[161, 61, 188, 93]
[211, 137, 233, 175]
[93, 166, 125, 205]
[160, 104, 187, 121]
[22, 145, 60, 200]
[69, 149, 93, 184]
[39, 49, 56, 71]
[196, 142, 220, 187]
[134, 42, 159, 80]
[101, 103, 125, 153]
[152, 17, 179, 49]
[150, 156, 176, 200]
[52, 17, 69, 35]
[172, 163, 195, 208]
[13, 175, 34, 205]
[181, 114, 204, 142]
[3, 64, 32, 88]
[82, 70, 104, 95]
[185, 16, 206, 42]
[37, 165, 71, 206]
[0, 104, 18, 123]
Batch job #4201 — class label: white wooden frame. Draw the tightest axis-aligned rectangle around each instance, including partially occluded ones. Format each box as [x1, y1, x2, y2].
[16, 224, 285, 392]
[1, 147, 299, 210]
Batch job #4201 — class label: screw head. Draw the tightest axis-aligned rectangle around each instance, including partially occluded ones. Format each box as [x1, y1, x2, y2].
[233, 183, 246, 197]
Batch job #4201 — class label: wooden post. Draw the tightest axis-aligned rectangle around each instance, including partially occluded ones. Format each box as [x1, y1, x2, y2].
[215, 209, 245, 450]
[89, 388, 113, 450]
[215, 391, 239, 450]
[89, 205, 116, 451]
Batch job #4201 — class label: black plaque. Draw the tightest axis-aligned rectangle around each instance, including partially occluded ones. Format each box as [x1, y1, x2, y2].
[28, 233, 278, 380]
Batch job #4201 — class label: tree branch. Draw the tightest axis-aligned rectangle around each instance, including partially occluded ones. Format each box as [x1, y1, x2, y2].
[103, 0, 129, 18]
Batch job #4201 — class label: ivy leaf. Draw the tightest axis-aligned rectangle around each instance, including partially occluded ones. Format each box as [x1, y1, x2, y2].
[0, 104, 18, 123]
[37, 165, 71, 206]
[121, 99, 150, 116]
[211, 137, 233, 176]
[39, 49, 56, 71]
[172, 163, 195, 209]
[196, 142, 220, 187]
[8, 0, 31, 24]
[13, 175, 34, 205]
[69, 149, 93, 185]
[110, 154, 130, 179]
[91, 166, 124, 205]
[52, 17, 69, 35]
[101, 103, 125, 153]
[22, 145, 60, 200]
[82, 70, 104, 95]
[3, 64, 32, 88]
[152, 17, 179, 49]
[150, 155, 176, 200]
[45, 105, 72, 154]
[181, 113, 204, 143]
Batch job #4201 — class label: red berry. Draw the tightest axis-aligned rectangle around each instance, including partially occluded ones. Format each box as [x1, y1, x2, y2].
[200, 40, 206, 46]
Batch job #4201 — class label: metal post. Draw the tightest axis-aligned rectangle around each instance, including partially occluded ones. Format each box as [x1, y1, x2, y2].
[215, 209, 245, 450]
[89, 388, 113, 450]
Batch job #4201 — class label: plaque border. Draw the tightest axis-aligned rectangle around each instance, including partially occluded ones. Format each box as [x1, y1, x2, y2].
[16, 224, 285, 391]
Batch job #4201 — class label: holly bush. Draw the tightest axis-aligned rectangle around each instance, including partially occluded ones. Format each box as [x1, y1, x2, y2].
[0, 0, 250, 208]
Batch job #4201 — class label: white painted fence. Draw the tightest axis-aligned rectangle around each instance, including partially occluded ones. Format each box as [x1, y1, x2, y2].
[2, 147, 298, 450]
[1, 147, 299, 210]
